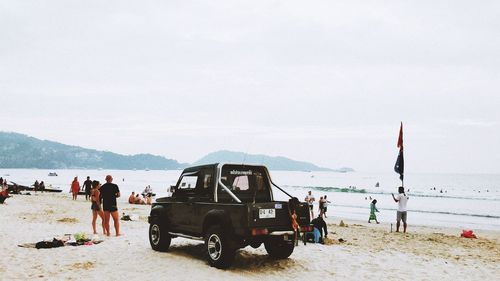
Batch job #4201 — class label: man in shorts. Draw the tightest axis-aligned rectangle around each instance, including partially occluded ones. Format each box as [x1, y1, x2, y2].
[83, 176, 92, 201]
[100, 175, 121, 236]
[305, 190, 316, 218]
[392, 186, 409, 233]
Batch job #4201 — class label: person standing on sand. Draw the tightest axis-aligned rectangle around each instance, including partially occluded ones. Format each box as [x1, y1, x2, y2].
[83, 176, 92, 201]
[368, 199, 380, 224]
[322, 195, 331, 218]
[305, 190, 315, 218]
[319, 196, 324, 217]
[71, 177, 80, 200]
[100, 175, 121, 236]
[392, 186, 409, 233]
[90, 180, 105, 234]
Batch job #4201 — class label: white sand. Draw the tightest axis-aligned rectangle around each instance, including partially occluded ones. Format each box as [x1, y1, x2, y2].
[1, 193, 499, 280]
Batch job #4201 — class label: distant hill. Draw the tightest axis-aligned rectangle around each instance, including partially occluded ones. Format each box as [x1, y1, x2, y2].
[194, 150, 351, 172]
[0, 132, 186, 170]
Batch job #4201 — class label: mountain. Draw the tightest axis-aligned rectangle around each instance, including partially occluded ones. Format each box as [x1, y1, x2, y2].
[0, 132, 186, 170]
[194, 150, 350, 172]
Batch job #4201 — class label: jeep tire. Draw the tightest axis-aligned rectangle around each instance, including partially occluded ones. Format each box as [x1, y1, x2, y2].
[149, 223, 171, 252]
[264, 236, 295, 259]
[205, 225, 235, 269]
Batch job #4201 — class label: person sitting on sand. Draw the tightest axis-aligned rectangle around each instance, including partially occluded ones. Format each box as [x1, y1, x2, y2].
[311, 215, 328, 243]
[70, 177, 80, 200]
[142, 185, 152, 197]
[90, 180, 105, 234]
[0, 187, 10, 204]
[39, 181, 45, 192]
[368, 199, 380, 224]
[128, 192, 136, 204]
[34, 180, 39, 193]
[392, 186, 409, 233]
[135, 194, 145, 204]
[145, 194, 152, 205]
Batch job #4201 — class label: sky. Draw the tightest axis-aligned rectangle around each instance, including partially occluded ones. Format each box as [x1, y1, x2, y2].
[1, 0, 499, 173]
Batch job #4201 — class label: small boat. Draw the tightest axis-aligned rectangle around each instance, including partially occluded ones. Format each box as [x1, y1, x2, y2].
[48, 172, 58, 176]
[7, 182, 62, 193]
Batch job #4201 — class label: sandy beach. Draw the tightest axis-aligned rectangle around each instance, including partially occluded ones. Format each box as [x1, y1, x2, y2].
[1, 193, 498, 281]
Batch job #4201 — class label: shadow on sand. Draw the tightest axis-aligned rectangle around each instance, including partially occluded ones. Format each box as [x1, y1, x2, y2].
[166, 242, 304, 271]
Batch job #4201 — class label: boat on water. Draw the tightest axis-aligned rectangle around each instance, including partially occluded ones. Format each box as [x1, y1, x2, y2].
[48, 172, 58, 176]
[7, 182, 62, 193]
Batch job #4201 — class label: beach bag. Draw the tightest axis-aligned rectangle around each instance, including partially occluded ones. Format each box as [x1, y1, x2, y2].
[461, 229, 477, 239]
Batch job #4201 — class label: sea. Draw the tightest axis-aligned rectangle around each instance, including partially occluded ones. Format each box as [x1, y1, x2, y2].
[2, 169, 499, 231]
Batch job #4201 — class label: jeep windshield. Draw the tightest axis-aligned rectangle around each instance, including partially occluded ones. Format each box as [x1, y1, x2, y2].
[217, 164, 272, 203]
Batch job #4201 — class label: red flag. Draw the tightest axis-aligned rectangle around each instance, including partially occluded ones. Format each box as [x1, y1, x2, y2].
[397, 122, 403, 150]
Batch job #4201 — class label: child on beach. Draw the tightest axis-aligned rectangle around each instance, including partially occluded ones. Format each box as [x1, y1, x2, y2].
[368, 199, 380, 224]
[288, 197, 301, 246]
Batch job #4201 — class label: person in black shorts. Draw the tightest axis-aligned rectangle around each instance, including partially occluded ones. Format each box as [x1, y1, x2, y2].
[304, 191, 316, 218]
[83, 176, 92, 201]
[100, 175, 121, 236]
[90, 180, 104, 234]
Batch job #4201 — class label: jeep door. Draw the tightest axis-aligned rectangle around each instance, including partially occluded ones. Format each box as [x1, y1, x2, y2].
[189, 167, 215, 235]
[170, 173, 199, 233]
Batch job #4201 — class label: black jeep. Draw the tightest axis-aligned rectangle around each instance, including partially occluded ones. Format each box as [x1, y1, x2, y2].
[148, 163, 311, 268]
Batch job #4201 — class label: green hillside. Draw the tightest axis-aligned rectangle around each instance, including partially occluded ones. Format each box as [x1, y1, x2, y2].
[194, 150, 350, 172]
[0, 132, 185, 170]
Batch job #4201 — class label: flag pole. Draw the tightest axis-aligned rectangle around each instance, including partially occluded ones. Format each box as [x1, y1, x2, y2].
[395, 122, 404, 188]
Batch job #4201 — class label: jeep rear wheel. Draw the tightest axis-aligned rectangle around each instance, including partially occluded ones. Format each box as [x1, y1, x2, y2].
[205, 226, 235, 269]
[264, 236, 295, 259]
[149, 223, 171, 252]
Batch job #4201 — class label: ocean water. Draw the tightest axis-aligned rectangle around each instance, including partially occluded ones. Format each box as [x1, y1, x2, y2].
[1, 169, 499, 231]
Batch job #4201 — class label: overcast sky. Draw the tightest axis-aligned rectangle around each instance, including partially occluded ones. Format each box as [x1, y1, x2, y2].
[1, 1, 499, 173]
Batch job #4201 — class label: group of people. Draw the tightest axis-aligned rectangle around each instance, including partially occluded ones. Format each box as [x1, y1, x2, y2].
[128, 191, 152, 205]
[367, 186, 409, 232]
[304, 185, 410, 239]
[87, 175, 121, 236]
[33, 180, 46, 192]
[304, 191, 331, 218]
[70, 176, 94, 200]
[69, 175, 158, 236]
[128, 185, 154, 205]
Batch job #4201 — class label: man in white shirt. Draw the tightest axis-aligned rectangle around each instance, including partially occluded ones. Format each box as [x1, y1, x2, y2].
[392, 186, 409, 233]
[305, 191, 316, 218]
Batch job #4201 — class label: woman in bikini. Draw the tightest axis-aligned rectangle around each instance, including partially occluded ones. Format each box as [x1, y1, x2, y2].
[90, 180, 105, 235]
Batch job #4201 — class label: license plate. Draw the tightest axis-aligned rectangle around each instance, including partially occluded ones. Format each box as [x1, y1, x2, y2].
[259, 208, 275, 219]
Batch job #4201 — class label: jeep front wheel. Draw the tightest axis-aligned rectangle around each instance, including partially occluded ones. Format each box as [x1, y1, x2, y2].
[149, 223, 171, 252]
[264, 236, 295, 259]
[205, 225, 235, 269]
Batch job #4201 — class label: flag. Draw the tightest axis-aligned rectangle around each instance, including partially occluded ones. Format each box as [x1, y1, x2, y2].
[394, 122, 404, 181]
